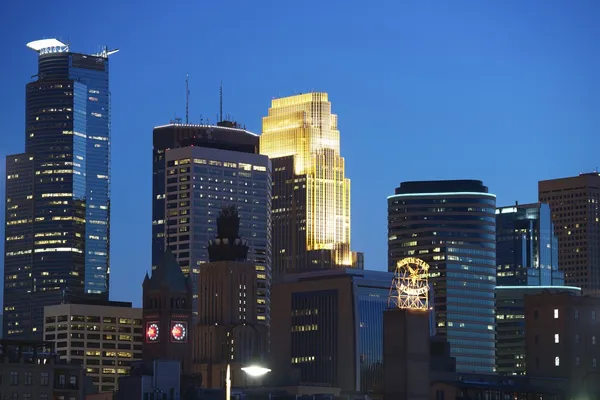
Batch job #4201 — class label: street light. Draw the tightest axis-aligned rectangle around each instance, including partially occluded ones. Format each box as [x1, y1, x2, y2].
[224, 323, 270, 400]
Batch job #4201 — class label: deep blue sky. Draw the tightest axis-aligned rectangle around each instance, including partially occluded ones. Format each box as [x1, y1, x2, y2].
[0, 0, 598, 307]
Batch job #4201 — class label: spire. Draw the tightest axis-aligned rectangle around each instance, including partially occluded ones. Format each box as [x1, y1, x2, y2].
[144, 248, 189, 291]
[219, 80, 223, 123]
[207, 205, 249, 262]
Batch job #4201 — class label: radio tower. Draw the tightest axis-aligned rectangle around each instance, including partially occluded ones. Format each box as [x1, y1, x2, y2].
[185, 74, 190, 124]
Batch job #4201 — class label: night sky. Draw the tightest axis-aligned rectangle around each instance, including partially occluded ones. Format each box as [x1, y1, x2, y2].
[0, 0, 598, 307]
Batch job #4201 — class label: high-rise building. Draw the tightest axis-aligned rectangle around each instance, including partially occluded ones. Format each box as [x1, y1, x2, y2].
[152, 122, 271, 322]
[538, 173, 600, 295]
[260, 93, 363, 280]
[270, 268, 392, 394]
[388, 180, 496, 373]
[4, 39, 117, 339]
[496, 202, 564, 286]
[43, 302, 143, 392]
[192, 207, 267, 389]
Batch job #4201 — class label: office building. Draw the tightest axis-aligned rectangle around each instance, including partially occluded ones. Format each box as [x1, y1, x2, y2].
[0, 339, 90, 400]
[539, 173, 600, 295]
[525, 291, 600, 398]
[388, 180, 496, 373]
[4, 39, 117, 339]
[260, 92, 363, 280]
[142, 249, 193, 373]
[152, 122, 271, 322]
[496, 202, 564, 286]
[116, 360, 181, 400]
[495, 286, 580, 376]
[192, 207, 267, 389]
[270, 268, 392, 395]
[43, 302, 143, 392]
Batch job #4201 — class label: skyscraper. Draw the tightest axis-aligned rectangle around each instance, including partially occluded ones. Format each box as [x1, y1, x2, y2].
[539, 173, 600, 295]
[152, 121, 271, 323]
[496, 202, 564, 286]
[388, 180, 496, 373]
[260, 92, 363, 280]
[4, 39, 116, 339]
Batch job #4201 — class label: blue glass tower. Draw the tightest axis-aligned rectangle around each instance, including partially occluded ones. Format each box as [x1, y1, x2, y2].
[496, 202, 563, 286]
[3, 39, 116, 339]
[388, 180, 497, 373]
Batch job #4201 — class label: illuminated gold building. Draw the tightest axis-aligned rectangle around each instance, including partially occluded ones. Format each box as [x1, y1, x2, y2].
[261, 92, 362, 279]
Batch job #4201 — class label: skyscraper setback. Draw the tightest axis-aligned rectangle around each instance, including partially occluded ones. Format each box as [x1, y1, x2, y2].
[539, 173, 600, 295]
[260, 92, 362, 280]
[3, 39, 116, 339]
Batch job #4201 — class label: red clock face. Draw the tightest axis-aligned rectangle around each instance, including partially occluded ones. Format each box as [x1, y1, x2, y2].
[171, 322, 187, 342]
[146, 323, 159, 342]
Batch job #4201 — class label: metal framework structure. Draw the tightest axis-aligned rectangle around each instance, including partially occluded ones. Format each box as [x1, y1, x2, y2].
[388, 257, 430, 310]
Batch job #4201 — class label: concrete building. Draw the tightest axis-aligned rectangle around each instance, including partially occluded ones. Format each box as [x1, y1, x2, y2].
[43, 302, 143, 392]
[191, 206, 267, 389]
[0, 339, 91, 400]
[152, 121, 271, 323]
[388, 180, 496, 373]
[525, 291, 600, 398]
[270, 268, 392, 395]
[495, 286, 581, 375]
[539, 172, 600, 295]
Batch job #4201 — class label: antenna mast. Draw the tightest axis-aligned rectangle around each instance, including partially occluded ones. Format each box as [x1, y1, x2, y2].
[219, 80, 223, 123]
[185, 74, 190, 124]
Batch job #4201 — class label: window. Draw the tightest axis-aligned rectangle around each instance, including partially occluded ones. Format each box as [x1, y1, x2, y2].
[23, 394, 31, 400]
[554, 309, 559, 319]
[593, 310, 597, 320]
[69, 376, 77, 387]
[575, 309, 579, 319]
[554, 356, 560, 366]
[594, 358, 598, 368]
[576, 334, 580, 344]
[24, 372, 32, 385]
[10, 371, 18, 385]
[40, 373, 49, 386]
[59, 374, 65, 386]
[593, 336, 597, 345]
[555, 334, 560, 343]
[576, 357, 580, 366]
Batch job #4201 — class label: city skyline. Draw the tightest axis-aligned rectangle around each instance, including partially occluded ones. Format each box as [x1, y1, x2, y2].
[1, 0, 598, 307]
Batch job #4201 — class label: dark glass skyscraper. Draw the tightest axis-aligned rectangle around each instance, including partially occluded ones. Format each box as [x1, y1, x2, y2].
[496, 202, 563, 286]
[3, 39, 116, 339]
[388, 180, 496, 373]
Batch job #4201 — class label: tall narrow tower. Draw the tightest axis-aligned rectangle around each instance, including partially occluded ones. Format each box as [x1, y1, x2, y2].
[4, 39, 117, 339]
[260, 92, 363, 280]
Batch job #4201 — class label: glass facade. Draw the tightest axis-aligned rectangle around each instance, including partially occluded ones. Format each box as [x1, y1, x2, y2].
[261, 93, 361, 280]
[4, 43, 113, 339]
[152, 123, 271, 324]
[388, 180, 497, 373]
[356, 284, 388, 394]
[496, 203, 563, 286]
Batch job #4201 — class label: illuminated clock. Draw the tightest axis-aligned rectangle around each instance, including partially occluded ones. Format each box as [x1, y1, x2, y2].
[171, 322, 187, 342]
[146, 322, 159, 342]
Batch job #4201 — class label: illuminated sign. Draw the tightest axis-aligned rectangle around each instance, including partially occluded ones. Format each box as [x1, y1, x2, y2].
[146, 322, 159, 343]
[171, 321, 187, 342]
[388, 257, 430, 310]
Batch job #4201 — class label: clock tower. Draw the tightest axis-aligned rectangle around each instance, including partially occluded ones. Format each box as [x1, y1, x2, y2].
[142, 248, 193, 372]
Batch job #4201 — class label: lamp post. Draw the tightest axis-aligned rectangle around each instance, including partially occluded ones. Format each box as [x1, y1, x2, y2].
[224, 323, 270, 400]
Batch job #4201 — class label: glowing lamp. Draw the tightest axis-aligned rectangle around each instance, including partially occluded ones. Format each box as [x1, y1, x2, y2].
[241, 365, 271, 377]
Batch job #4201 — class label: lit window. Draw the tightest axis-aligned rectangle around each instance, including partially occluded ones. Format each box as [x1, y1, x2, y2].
[555, 334, 560, 343]
[555, 357, 560, 366]
[554, 309, 559, 319]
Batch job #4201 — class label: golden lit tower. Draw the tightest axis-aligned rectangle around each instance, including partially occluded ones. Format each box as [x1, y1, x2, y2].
[261, 93, 362, 279]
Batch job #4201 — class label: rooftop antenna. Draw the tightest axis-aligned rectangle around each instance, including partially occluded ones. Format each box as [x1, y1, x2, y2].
[185, 74, 190, 124]
[219, 80, 223, 123]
